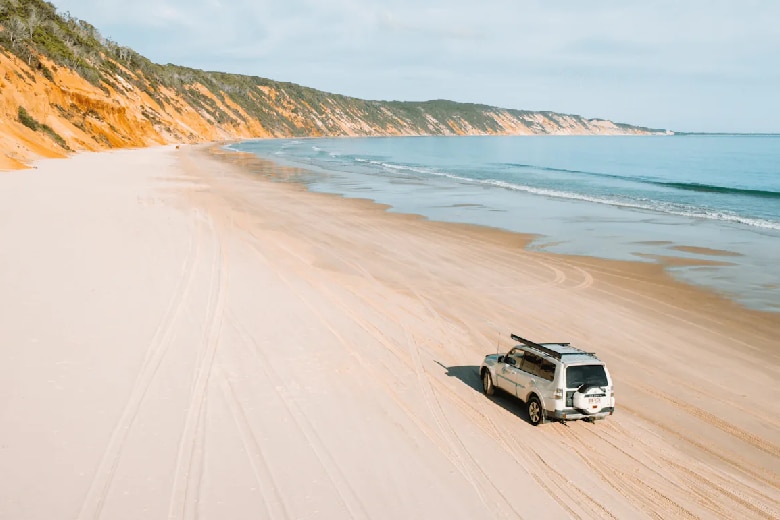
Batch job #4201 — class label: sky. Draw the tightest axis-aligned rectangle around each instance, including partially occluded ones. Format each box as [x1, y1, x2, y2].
[49, 0, 780, 133]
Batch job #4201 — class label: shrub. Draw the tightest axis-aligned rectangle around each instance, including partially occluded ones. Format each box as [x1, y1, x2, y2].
[17, 105, 68, 148]
[41, 124, 68, 149]
[18, 105, 39, 130]
[39, 63, 54, 81]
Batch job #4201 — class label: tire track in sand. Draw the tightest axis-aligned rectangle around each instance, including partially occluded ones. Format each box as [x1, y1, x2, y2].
[251, 231, 595, 519]
[168, 216, 228, 520]
[403, 328, 523, 519]
[215, 366, 292, 520]
[662, 457, 780, 519]
[77, 211, 203, 520]
[554, 420, 701, 519]
[227, 312, 370, 520]
[562, 418, 780, 519]
[632, 382, 780, 458]
[276, 241, 527, 518]
[245, 232, 531, 517]
[618, 400, 780, 490]
[242, 232, 533, 518]
[400, 288, 555, 519]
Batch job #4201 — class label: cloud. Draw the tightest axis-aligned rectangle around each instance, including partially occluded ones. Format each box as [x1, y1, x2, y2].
[376, 10, 484, 40]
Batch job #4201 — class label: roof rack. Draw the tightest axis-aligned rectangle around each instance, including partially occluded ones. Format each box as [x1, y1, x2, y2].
[510, 333, 595, 360]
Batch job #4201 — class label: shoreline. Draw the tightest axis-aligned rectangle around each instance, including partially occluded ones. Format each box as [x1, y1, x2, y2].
[227, 136, 780, 314]
[210, 141, 780, 323]
[1, 144, 778, 519]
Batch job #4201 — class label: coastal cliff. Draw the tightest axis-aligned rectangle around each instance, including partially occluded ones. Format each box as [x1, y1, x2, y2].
[0, 0, 668, 169]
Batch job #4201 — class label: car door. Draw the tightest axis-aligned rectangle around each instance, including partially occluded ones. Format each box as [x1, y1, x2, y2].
[495, 348, 524, 394]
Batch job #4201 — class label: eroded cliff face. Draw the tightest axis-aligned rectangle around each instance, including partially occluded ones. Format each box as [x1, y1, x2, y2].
[0, 51, 265, 169]
[0, 49, 664, 171]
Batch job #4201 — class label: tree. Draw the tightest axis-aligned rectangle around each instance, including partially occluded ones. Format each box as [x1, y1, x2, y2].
[7, 16, 28, 49]
[26, 5, 39, 40]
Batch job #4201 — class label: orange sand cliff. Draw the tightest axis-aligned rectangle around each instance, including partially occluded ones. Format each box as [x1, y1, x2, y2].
[0, 51, 272, 169]
[1, 48, 664, 171]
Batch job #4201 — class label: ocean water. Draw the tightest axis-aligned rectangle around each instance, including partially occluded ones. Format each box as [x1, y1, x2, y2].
[228, 136, 780, 312]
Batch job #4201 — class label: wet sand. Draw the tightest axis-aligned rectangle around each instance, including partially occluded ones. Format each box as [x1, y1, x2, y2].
[1, 144, 778, 519]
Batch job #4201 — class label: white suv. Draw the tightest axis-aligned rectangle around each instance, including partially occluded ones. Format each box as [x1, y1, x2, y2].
[480, 333, 615, 425]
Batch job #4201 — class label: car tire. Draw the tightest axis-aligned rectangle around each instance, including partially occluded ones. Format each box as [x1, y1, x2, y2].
[482, 370, 494, 396]
[527, 396, 545, 426]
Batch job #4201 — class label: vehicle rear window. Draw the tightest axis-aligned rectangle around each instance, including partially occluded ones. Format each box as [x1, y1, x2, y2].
[566, 365, 608, 388]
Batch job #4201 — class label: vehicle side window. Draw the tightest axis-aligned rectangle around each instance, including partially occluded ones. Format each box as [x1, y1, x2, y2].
[504, 349, 524, 367]
[538, 359, 555, 381]
[520, 353, 542, 376]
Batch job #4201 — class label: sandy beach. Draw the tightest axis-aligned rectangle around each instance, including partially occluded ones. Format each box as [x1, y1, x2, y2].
[1, 144, 778, 520]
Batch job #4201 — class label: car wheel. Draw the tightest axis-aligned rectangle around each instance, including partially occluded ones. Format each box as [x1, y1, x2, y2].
[527, 396, 545, 426]
[482, 370, 494, 396]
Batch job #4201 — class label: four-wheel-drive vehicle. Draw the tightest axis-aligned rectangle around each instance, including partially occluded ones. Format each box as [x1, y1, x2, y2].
[480, 333, 615, 426]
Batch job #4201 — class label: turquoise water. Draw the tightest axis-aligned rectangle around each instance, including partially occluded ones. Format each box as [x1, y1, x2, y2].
[229, 136, 780, 312]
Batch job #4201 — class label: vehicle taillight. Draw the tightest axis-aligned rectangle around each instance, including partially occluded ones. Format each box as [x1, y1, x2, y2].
[554, 388, 563, 399]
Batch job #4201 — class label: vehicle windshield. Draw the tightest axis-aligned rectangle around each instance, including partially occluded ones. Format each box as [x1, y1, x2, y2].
[566, 365, 608, 388]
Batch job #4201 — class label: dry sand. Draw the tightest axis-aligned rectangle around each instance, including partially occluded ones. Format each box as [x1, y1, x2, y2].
[1, 144, 778, 520]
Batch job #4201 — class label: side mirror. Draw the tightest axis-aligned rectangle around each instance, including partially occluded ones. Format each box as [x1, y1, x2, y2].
[497, 355, 505, 363]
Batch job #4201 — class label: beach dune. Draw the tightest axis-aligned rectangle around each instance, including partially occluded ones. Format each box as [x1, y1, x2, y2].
[1, 145, 778, 519]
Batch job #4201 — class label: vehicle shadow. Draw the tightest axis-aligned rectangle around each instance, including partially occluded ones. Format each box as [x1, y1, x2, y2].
[437, 363, 534, 425]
